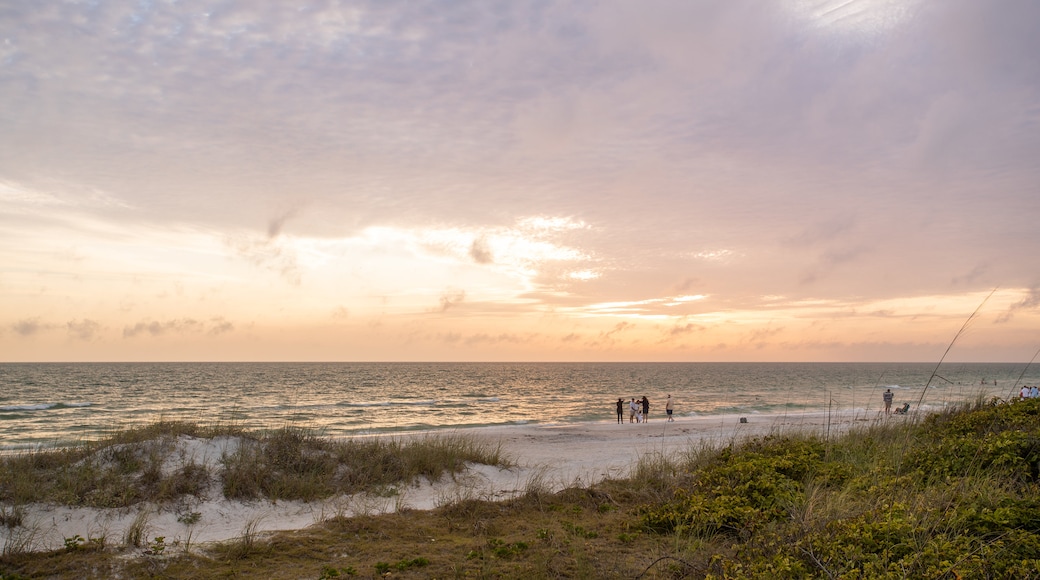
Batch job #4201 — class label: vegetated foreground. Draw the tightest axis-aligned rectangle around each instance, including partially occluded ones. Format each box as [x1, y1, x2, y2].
[3, 398, 1040, 579]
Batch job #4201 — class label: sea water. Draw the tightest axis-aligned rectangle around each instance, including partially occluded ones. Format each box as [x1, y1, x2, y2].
[0, 362, 1033, 451]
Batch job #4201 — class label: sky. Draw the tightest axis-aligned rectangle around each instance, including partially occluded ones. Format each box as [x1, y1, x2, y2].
[1, 0, 1038, 363]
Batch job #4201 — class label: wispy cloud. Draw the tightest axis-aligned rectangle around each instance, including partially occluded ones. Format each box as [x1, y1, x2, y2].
[66, 319, 101, 341]
[997, 285, 1040, 324]
[123, 317, 234, 338]
[10, 318, 51, 337]
[437, 290, 466, 313]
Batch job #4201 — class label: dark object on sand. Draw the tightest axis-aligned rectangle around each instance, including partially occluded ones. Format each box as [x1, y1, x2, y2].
[739, 417, 748, 423]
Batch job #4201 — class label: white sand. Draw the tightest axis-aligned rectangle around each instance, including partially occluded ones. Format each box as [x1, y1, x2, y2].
[1, 410, 885, 554]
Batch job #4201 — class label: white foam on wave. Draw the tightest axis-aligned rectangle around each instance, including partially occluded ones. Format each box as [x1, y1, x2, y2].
[1, 403, 56, 411]
[1, 402, 93, 412]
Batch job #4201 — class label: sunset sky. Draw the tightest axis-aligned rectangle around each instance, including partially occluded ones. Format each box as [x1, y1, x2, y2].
[2, 0, 1038, 362]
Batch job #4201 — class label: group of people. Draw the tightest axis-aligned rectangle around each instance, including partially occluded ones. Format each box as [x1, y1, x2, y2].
[1019, 385, 1040, 399]
[616, 395, 675, 423]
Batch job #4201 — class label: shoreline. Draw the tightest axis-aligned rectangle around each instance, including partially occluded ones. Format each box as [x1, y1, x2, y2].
[1, 409, 899, 554]
[0, 406, 896, 454]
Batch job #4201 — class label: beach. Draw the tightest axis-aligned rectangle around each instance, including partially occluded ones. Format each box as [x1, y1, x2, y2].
[2, 361, 1013, 452]
[4, 409, 884, 553]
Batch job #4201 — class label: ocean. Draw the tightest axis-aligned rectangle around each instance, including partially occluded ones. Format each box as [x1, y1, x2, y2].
[0, 362, 1033, 451]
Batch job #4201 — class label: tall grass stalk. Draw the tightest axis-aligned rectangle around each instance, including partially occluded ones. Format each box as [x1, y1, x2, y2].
[895, 290, 995, 474]
[912, 288, 995, 417]
[122, 510, 150, 549]
[1, 518, 39, 557]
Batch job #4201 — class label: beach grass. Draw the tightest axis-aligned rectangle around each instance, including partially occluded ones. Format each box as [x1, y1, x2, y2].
[3, 399, 1040, 578]
[0, 421, 511, 508]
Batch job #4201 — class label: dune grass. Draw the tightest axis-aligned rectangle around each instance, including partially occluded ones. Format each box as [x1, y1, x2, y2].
[220, 428, 513, 501]
[0, 421, 511, 508]
[3, 399, 1040, 578]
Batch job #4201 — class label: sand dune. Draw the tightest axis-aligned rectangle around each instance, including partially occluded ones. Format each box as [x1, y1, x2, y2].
[3, 410, 884, 554]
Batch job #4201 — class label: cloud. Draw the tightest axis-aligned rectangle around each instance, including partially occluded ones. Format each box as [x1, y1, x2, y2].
[996, 286, 1040, 324]
[66, 319, 101, 341]
[123, 318, 233, 338]
[2, 1, 1039, 362]
[10, 317, 50, 337]
[951, 264, 990, 286]
[674, 278, 701, 293]
[207, 317, 234, 336]
[786, 215, 859, 248]
[463, 333, 525, 346]
[667, 322, 705, 337]
[469, 235, 493, 264]
[800, 245, 869, 286]
[602, 321, 635, 339]
[267, 207, 302, 239]
[437, 289, 466, 312]
[225, 234, 301, 285]
[745, 324, 785, 349]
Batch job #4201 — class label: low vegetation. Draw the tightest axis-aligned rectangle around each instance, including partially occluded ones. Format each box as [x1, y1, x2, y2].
[2, 398, 1039, 578]
[0, 421, 510, 508]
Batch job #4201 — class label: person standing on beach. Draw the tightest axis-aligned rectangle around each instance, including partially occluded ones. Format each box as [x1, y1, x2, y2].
[641, 396, 650, 422]
[616, 398, 624, 424]
[629, 398, 639, 423]
[665, 395, 674, 422]
[883, 389, 894, 414]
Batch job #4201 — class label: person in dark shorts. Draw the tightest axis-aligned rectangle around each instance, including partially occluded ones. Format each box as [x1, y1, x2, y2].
[665, 394, 674, 421]
[616, 398, 624, 424]
[641, 396, 650, 422]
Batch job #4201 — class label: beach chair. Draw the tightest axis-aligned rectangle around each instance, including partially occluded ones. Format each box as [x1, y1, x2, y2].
[893, 403, 910, 415]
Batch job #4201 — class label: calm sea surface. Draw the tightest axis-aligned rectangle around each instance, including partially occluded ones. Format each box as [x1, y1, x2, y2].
[0, 362, 1034, 451]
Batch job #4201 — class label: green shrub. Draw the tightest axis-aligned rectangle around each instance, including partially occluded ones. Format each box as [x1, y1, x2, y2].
[644, 399, 1040, 577]
[642, 436, 827, 536]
